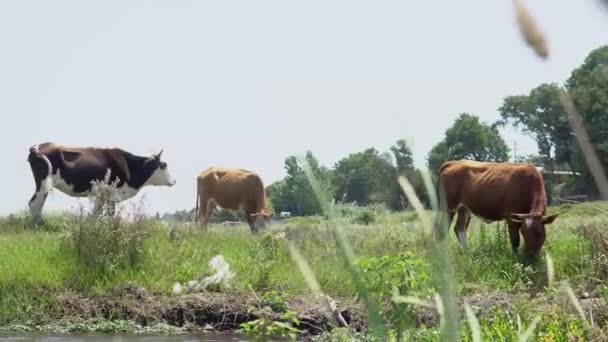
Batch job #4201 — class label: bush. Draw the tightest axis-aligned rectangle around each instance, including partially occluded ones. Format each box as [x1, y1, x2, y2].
[354, 210, 376, 225]
[356, 252, 430, 336]
[65, 175, 153, 279]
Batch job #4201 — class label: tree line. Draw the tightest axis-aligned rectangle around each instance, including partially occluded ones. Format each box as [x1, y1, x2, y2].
[161, 44, 608, 221]
[267, 44, 608, 216]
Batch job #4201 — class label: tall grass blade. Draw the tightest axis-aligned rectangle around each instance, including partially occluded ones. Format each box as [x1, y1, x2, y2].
[286, 240, 341, 326]
[297, 155, 388, 340]
[399, 172, 460, 341]
[518, 316, 541, 342]
[562, 281, 587, 323]
[558, 88, 608, 198]
[463, 301, 481, 342]
[398, 176, 432, 229]
[545, 251, 554, 288]
[420, 169, 439, 211]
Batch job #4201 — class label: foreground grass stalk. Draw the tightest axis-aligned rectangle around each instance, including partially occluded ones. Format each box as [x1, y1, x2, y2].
[399, 172, 460, 341]
[298, 156, 388, 340]
[558, 88, 608, 198]
[286, 240, 345, 327]
[517, 316, 541, 342]
[463, 301, 481, 342]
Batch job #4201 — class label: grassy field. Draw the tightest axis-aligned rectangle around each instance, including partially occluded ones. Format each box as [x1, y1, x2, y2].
[1, 196, 608, 340]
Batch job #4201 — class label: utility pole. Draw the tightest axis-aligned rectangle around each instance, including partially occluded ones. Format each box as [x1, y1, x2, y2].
[513, 140, 517, 162]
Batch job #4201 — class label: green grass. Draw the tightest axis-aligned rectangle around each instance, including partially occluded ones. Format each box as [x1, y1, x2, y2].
[0, 200, 607, 339]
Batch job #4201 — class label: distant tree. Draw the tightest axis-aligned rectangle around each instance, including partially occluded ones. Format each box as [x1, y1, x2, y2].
[426, 113, 510, 173]
[564, 45, 608, 196]
[266, 179, 291, 214]
[267, 151, 333, 216]
[496, 83, 574, 178]
[389, 139, 429, 209]
[515, 154, 546, 165]
[332, 148, 399, 208]
[391, 139, 415, 172]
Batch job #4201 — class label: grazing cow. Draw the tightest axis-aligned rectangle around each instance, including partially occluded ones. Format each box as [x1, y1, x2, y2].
[27, 142, 176, 224]
[195, 166, 272, 233]
[438, 159, 559, 257]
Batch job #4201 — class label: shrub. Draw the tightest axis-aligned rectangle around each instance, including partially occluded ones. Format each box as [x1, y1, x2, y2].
[354, 210, 376, 225]
[250, 233, 285, 291]
[260, 290, 289, 313]
[356, 252, 431, 335]
[65, 174, 153, 280]
[239, 307, 301, 341]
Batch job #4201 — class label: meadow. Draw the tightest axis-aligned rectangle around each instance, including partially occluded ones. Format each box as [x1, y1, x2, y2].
[1, 183, 608, 341]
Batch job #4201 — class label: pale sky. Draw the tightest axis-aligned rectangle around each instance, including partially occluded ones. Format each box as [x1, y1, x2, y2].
[1, 0, 607, 216]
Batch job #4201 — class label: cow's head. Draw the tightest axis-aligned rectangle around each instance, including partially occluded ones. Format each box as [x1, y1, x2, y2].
[509, 212, 559, 257]
[145, 149, 176, 187]
[249, 211, 273, 232]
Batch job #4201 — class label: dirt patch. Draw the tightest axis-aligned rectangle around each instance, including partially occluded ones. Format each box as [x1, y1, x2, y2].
[52, 285, 366, 335]
[32, 285, 608, 336]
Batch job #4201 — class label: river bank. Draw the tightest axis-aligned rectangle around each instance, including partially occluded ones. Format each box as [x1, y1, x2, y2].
[2, 201, 608, 340]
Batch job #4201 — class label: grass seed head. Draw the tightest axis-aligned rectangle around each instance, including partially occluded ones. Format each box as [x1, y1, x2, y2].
[513, 0, 549, 60]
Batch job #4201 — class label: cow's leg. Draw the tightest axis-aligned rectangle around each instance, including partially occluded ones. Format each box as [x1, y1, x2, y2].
[28, 191, 49, 225]
[244, 212, 256, 233]
[245, 213, 256, 234]
[196, 194, 211, 231]
[453, 207, 470, 249]
[202, 199, 216, 231]
[507, 220, 521, 255]
[27, 152, 53, 226]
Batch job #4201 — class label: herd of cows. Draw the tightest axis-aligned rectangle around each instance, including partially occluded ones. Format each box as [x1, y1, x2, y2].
[25, 142, 560, 257]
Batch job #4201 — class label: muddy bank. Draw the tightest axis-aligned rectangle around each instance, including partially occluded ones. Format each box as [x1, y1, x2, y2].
[52, 284, 367, 335]
[6, 284, 608, 337]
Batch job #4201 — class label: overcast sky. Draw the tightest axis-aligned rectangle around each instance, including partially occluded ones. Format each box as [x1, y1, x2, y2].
[1, 0, 607, 216]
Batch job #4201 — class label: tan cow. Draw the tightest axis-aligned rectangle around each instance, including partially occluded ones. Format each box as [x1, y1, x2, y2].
[438, 159, 559, 258]
[195, 166, 273, 233]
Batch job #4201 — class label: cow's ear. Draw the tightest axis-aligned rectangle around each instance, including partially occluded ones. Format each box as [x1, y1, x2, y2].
[543, 213, 559, 225]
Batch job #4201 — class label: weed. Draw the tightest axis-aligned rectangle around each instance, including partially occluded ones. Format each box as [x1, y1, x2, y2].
[354, 210, 376, 225]
[61, 176, 153, 288]
[239, 307, 301, 341]
[260, 290, 289, 313]
[357, 252, 431, 335]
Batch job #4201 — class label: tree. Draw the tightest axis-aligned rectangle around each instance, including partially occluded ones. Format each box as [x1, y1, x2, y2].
[267, 151, 333, 216]
[496, 83, 574, 174]
[389, 139, 429, 209]
[332, 148, 400, 208]
[426, 113, 510, 173]
[391, 139, 415, 172]
[266, 179, 291, 214]
[564, 45, 608, 197]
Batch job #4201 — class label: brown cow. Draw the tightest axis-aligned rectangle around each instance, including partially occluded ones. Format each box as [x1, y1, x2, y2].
[438, 159, 559, 257]
[195, 166, 272, 233]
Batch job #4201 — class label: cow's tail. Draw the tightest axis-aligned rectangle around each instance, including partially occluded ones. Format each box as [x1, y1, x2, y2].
[27, 144, 54, 193]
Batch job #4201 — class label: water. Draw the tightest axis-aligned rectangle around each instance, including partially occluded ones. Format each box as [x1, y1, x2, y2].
[0, 332, 247, 342]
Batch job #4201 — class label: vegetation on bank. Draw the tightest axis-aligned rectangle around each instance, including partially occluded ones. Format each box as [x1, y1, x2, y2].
[2, 192, 608, 340]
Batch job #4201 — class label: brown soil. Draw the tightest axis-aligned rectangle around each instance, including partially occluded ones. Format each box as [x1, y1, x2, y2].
[53, 284, 366, 335]
[48, 284, 608, 336]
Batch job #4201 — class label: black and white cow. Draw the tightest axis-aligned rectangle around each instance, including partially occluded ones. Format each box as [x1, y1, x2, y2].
[26, 142, 176, 224]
